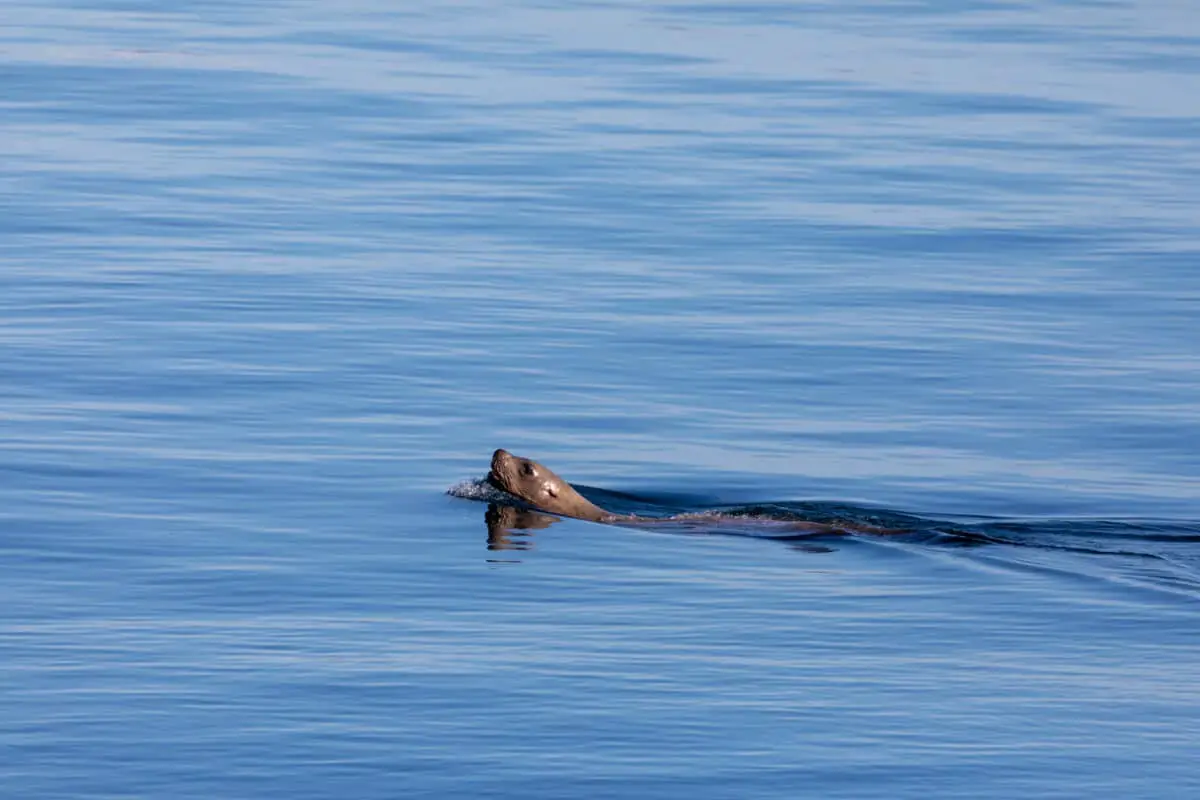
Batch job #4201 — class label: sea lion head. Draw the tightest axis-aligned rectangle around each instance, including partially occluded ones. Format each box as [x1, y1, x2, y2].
[488, 449, 567, 508]
[487, 449, 609, 521]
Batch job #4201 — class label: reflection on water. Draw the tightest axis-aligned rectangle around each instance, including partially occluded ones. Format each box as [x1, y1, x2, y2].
[485, 503, 560, 552]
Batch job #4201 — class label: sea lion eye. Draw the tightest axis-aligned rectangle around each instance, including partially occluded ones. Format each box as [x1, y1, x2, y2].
[521, 463, 534, 476]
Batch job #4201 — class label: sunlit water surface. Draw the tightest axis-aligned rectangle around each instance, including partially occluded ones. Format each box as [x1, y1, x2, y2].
[2, 1, 1199, 798]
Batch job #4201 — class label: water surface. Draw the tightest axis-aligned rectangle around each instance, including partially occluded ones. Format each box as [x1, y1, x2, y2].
[2, 1, 1199, 798]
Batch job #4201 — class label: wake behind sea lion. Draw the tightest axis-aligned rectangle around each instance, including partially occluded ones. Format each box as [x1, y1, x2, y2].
[486, 449, 907, 536]
[470, 452, 1200, 570]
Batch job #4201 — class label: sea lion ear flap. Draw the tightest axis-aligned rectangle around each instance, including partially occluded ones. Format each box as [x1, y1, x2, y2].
[545, 483, 559, 498]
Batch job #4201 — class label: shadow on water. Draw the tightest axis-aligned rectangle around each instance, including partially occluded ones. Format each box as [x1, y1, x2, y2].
[456, 480, 1200, 597]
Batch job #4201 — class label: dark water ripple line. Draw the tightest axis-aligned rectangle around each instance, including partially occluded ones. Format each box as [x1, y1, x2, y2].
[939, 544, 1200, 609]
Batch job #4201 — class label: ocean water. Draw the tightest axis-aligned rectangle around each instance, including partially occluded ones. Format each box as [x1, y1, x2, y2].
[2, 1, 1199, 798]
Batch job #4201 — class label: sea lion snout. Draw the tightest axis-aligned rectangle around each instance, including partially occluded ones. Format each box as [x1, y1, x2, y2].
[491, 448, 515, 473]
[488, 449, 512, 488]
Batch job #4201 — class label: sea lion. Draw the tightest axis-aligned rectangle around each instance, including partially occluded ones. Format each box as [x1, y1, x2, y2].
[486, 449, 909, 536]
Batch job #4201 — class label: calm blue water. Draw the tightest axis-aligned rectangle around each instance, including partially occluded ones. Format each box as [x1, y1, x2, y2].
[3, 1, 1199, 797]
